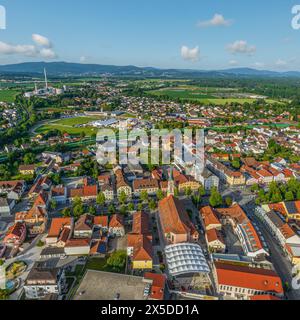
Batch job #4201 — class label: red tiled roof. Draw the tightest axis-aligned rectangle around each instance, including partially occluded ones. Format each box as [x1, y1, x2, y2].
[94, 216, 109, 228]
[200, 206, 221, 229]
[109, 214, 124, 228]
[48, 218, 72, 238]
[144, 273, 166, 300]
[216, 262, 283, 294]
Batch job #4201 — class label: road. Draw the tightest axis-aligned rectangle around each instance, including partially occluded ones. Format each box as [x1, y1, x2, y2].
[242, 198, 300, 300]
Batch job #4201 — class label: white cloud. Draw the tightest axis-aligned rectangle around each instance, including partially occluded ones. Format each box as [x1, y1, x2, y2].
[198, 14, 233, 27]
[181, 46, 200, 62]
[80, 56, 87, 63]
[0, 41, 38, 56]
[40, 48, 57, 59]
[229, 60, 239, 66]
[0, 34, 57, 59]
[253, 62, 265, 68]
[32, 34, 52, 48]
[227, 40, 256, 55]
[275, 59, 287, 66]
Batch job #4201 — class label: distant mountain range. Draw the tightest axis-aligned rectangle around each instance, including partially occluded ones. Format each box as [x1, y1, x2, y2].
[0, 61, 300, 78]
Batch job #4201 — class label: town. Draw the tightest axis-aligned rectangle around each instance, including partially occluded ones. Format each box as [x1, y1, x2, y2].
[0, 72, 299, 302]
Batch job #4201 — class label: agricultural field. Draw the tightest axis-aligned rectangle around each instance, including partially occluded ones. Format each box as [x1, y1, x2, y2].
[147, 86, 281, 105]
[0, 89, 20, 103]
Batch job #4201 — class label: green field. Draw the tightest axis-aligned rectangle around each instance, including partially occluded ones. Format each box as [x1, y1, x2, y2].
[0, 89, 20, 103]
[35, 116, 103, 136]
[148, 86, 281, 105]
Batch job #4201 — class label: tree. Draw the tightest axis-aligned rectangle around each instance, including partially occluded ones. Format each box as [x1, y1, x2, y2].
[149, 199, 157, 211]
[120, 205, 127, 216]
[108, 204, 116, 215]
[96, 192, 106, 206]
[285, 191, 295, 202]
[185, 187, 193, 197]
[89, 206, 97, 216]
[232, 158, 241, 169]
[106, 250, 127, 272]
[209, 187, 223, 208]
[198, 185, 206, 197]
[128, 203, 135, 212]
[225, 196, 233, 207]
[156, 189, 164, 201]
[23, 153, 35, 165]
[137, 203, 143, 211]
[50, 199, 57, 211]
[118, 191, 127, 205]
[62, 207, 71, 217]
[140, 190, 149, 203]
[0, 289, 9, 300]
[174, 187, 179, 198]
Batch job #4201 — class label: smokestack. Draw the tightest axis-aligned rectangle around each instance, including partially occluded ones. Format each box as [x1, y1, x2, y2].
[44, 68, 48, 90]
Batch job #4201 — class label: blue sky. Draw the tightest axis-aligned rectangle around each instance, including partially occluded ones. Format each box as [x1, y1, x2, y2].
[0, 0, 300, 70]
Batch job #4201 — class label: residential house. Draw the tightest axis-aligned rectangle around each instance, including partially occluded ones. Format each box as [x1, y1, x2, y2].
[51, 186, 67, 205]
[133, 178, 159, 197]
[46, 217, 73, 246]
[24, 262, 67, 300]
[115, 168, 132, 198]
[64, 238, 91, 256]
[4, 222, 27, 246]
[19, 164, 35, 176]
[0, 197, 15, 216]
[74, 214, 94, 239]
[109, 214, 125, 237]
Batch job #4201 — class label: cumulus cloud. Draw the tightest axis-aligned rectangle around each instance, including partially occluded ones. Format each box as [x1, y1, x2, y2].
[229, 60, 239, 66]
[0, 34, 57, 59]
[32, 34, 52, 48]
[80, 56, 87, 63]
[40, 48, 57, 59]
[275, 59, 287, 66]
[253, 62, 265, 68]
[227, 40, 256, 55]
[0, 42, 38, 56]
[198, 14, 233, 27]
[181, 46, 200, 62]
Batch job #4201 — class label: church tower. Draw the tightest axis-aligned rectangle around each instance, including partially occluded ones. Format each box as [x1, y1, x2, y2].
[167, 166, 175, 197]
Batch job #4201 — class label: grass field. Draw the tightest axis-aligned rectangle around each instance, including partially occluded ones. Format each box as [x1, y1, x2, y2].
[0, 89, 20, 103]
[35, 116, 102, 136]
[148, 86, 281, 105]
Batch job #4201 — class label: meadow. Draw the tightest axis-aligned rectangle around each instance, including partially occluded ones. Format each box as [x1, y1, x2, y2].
[0, 89, 20, 103]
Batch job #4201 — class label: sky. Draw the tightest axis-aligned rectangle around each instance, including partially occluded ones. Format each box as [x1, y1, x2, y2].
[0, 0, 300, 70]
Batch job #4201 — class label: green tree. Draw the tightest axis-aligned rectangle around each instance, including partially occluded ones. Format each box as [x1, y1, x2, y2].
[96, 192, 106, 206]
[185, 187, 193, 197]
[89, 206, 97, 216]
[156, 189, 164, 201]
[140, 190, 149, 203]
[128, 203, 135, 212]
[149, 199, 157, 211]
[62, 207, 71, 217]
[225, 196, 233, 207]
[0, 289, 9, 300]
[285, 191, 295, 202]
[50, 199, 57, 211]
[108, 204, 116, 215]
[209, 187, 223, 208]
[198, 185, 206, 197]
[23, 153, 35, 165]
[137, 203, 143, 211]
[118, 191, 127, 205]
[106, 250, 127, 272]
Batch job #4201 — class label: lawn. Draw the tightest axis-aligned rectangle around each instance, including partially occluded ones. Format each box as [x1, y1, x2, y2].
[0, 90, 20, 103]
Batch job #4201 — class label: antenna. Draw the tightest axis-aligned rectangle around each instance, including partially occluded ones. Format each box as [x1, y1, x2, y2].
[44, 68, 48, 90]
[34, 82, 38, 93]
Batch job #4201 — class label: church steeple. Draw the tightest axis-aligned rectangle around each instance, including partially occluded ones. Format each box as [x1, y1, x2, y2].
[167, 166, 175, 197]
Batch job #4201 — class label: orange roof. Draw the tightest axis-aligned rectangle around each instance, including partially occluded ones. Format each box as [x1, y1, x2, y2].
[144, 273, 166, 300]
[158, 196, 195, 237]
[280, 224, 295, 239]
[65, 238, 90, 248]
[132, 211, 150, 235]
[132, 235, 153, 261]
[200, 206, 221, 229]
[109, 214, 124, 228]
[206, 229, 225, 244]
[216, 262, 283, 294]
[269, 203, 287, 217]
[216, 204, 248, 224]
[48, 217, 72, 238]
[94, 216, 109, 228]
[250, 295, 281, 301]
